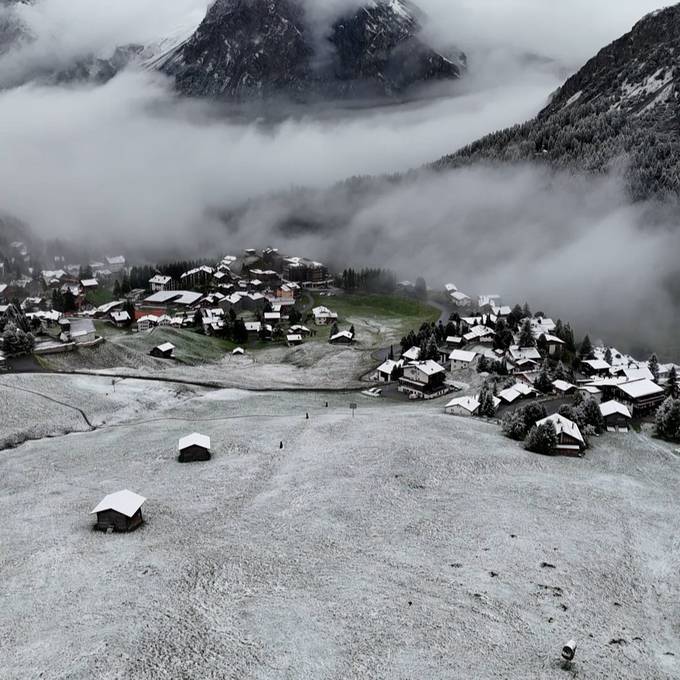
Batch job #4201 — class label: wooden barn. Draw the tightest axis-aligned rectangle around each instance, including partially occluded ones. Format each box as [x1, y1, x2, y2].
[178, 432, 211, 462]
[535, 414, 586, 456]
[599, 400, 632, 432]
[150, 342, 175, 359]
[90, 489, 146, 532]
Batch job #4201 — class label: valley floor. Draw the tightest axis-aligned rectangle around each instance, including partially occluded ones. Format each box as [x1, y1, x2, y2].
[1, 375, 679, 679]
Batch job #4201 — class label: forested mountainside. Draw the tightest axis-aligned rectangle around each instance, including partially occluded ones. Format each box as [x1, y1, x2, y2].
[159, 0, 465, 101]
[434, 5, 680, 201]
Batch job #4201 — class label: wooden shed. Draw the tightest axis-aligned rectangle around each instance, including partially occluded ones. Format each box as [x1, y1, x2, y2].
[150, 342, 175, 359]
[91, 489, 146, 532]
[178, 432, 211, 462]
[600, 400, 632, 432]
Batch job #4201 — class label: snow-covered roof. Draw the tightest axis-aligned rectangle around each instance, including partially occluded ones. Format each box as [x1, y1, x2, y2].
[509, 346, 542, 361]
[451, 291, 471, 301]
[154, 342, 175, 353]
[617, 379, 664, 399]
[622, 367, 655, 382]
[600, 401, 632, 419]
[232, 347, 245, 354]
[264, 312, 280, 320]
[498, 387, 522, 403]
[582, 359, 611, 371]
[402, 346, 421, 361]
[286, 334, 303, 342]
[536, 413, 585, 444]
[578, 385, 602, 395]
[97, 300, 125, 314]
[543, 334, 565, 344]
[409, 360, 445, 376]
[149, 274, 171, 285]
[446, 396, 480, 413]
[106, 255, 126, 265]
[90, 489, 146, 517]
[111, 311, 130, 322]
[178, 432, 210, 451]
[450, 349, 477, 363]
[80, 278, 98, 287]
[377, 359, 402, 373]
[445, 283, 457, 292]
[144, 290, 203, 306]
[330, 331, 354, 341]
[552, 379, 575, 392]
[290, 325, 310, 333]
[245, 322, 261, 332]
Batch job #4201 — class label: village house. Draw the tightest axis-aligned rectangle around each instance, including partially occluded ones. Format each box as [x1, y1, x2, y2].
[61, 318, 96, 345]
[286, 334, 303, 346]
[80, 278, 98, 292]
[398, 360, 447, 399]
[149, 274, 172, 292]
[600, 401, 633, 432]
[110, 310, 130, 327]
[178, 432, 211, 462]
[312, 305, 338, 325]
[578, 384, 603, 403]
[105, 255, 126, 273]
[530, 316, 557, 338]
[535, 414, 586, 456]
[136, 315, 158, 332]
[444, 283, 457, 294]
[580, 359, 612, 378]
[374, 359, 403, 382]
[463, 325, 495, 344]
[329, 330, 354, 345]
[478, 294, 501, 308]
[232, 347, 245, 355]
[498, 382, 537, 404]
[552, 379, 576, 396]
[445, 335, 464, 349]
[614, 379, 665, 416]
[90, 489, 146, 532]
[289, 324, 311, 336]
[445, 396, 480, 417]
[542, 334, 566, 356]
[150, 342, 175, 359]
[450, 291, 472, 307]
[449, 349, 477, 370]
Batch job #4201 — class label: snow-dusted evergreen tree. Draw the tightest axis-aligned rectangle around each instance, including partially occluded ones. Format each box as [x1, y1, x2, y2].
[525, 422, 557, 455]
[579, 335, 593, 359]
[579, 397, 604, 434]
[518, 319, 535, 348]
[477, 383, 496, 418]
[648, 353, 660, 382]
[656, 397, 680, 442]
[667, 366, 678, 398]
[604, 347, 613, 366]
[534, 360, 553, 394]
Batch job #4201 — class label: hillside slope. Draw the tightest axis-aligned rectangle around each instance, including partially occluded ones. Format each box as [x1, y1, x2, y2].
[435, 5, 680, 201]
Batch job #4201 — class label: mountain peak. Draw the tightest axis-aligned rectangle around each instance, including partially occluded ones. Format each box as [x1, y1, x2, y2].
[158, 0, 465, 102]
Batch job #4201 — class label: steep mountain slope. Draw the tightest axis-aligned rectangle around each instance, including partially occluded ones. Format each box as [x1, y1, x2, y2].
[435, 5, 680, 201]
[158, 0, 465, 101]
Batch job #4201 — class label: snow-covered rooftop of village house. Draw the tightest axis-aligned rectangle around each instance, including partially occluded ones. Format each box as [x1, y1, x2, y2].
[581, 359, 611, 371]
[330, 331, 354, 342]
[621, 367, 655, 382]
[552, 379, 575, 392]
[90, 490, 146, 517]
[536, 413, 585, 444]
[149, 274, 172, 285]
[97, 300, 125, 314]
[178, 432, 210, 451]
[155, 342, 175, 353]
[600, 401, 632, 419]
[232, 347, 245, 355]
[409, 360, 445, 376]
[111, 311, 130, 322]
[144, 290, 203, 306]
[444, 283, 457, 292]
[445, 396, 479, 413]
[450, 349, 477, 363]
[617, 379, 664, 399]
[451, 291, 471, 301]
[377, 359, 402, 374]
[286, 334, 303, 343]
[80, 278, 98, 287]
[401, 346, 421, 362]
[498, 387, 522, 403]
[106, 255, 126, 266]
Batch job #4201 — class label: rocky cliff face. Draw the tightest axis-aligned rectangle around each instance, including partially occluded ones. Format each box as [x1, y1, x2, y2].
[158, 0, 465, 101]
[435, 4, 680, 201]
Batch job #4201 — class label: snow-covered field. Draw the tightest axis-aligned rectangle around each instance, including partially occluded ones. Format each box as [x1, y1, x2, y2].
[1, 381, 679, 679]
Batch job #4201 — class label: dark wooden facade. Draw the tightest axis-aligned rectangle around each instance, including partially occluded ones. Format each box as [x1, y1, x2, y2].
[94, 508, 143, 532]
[178, 444, 211, 463]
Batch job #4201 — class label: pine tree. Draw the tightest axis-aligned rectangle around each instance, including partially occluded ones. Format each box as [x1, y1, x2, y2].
[478, 384, 496, 418]
[388, 345, 394, 360]
[648, 353, 660, 382]
[518, 319, 535, 348]
[579, 335, 593, 358]
[524, 422, 557, 455]
[604, 347, 613, 366]
[667, 366, 678, 398]
[579, 397, 605, 434]
[425, 334, 439, 361]
[113, 279, 121, 298]
[553, 361, 567, 382]
[534, 360, 553, 394]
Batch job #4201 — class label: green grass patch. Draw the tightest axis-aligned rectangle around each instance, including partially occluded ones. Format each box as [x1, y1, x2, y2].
[85, 288, 114, 307]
